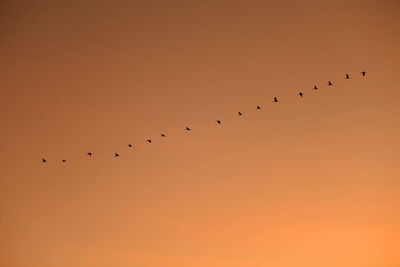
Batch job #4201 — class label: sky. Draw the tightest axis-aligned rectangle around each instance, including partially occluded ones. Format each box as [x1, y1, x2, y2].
[1, 0, 400, 266]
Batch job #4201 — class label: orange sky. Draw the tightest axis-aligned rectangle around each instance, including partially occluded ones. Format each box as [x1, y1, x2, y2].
[1, 0, 400, 266]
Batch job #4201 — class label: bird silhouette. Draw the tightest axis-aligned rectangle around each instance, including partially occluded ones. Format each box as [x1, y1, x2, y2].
[115, 153, 119, 157]
[361, 71, 366, 77]
[161, 133, 166, 137]
[238, 112, 243, 115]
[128, 144, 132, 147]
[256, 105, 261, 110]
[147, 139, 152, 143]
[42, 158, 46, 163]
[62, 159, 66, 163]
[328, 81, 332, 86]
[216, 120, 221, 124]
[185, 127, 191, 131]
[273, 97, 278, 103]
[314, 85, 318, 90]
[298, 92, 303, 97]
[345, 73, 350, 79]
[87, 152, 92, 157]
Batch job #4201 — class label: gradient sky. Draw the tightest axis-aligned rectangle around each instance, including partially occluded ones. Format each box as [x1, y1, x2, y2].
[1, 0, 400, 266]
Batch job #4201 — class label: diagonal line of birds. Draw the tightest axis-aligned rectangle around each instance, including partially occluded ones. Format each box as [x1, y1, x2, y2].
[41, 71, 367, 164]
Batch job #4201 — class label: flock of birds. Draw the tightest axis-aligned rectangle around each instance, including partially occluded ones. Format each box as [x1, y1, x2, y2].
[41, 71, 367, 164]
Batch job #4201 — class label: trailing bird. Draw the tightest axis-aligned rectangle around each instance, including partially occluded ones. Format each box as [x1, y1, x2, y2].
[273, 97, 278, 103]
[147, 139, 152, 143]
[361, 71, 366, 77]
[115, 153, 119, 157]
[328, 81, 332, 86]
[238, 112, 243, 116]
[87, 152, 92, 157]
[256, 105, 261, 110]
[314, 85, 318, 90]
[161, 133, 166, 137]
[42, 158, 46, 163]
[345, 73, 350, 79]
[185, 127, 191, 131]
[216, 120, 221, 124]
[298, 92, 303, 97]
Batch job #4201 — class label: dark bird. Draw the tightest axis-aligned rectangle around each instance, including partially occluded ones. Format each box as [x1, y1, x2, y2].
[273, 97, 278, 103]
[128, 144, 132, 147]
[314, 85, 318, 90]
[87, 152, 92, 157]
[147, 139, 152, 143]
[185, 127, 191, 131]
[328, 81, 332, 86]
[216, 120, 221, 124]
[298, 92, 303, 97]
[361, 71, 366, 77]
[256, 105, 261, 110]
[161, 133, 166, 137]
[42, 158, 46, 163]
[62, 159, 66, 163]
[115, 153, 119, 157]
[238, 112, 243, 115]
[345, 73, 350, 79]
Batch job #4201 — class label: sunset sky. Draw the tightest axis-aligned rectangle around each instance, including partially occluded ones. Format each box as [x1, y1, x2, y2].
[1, 0, 400, 266]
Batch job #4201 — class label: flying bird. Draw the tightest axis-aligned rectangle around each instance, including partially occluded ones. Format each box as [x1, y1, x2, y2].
[328, 81, 332, 86]
[161, 133, 166, 137]
[256, 105, 261, 110]
[314, 85, 318, 90]
[216, 120, 221, 124]
[273, 97, 278, 103]
[298, 92, 303, 97]
[361, 71, 366, 77]
[238, 112, 243, 116]
[115, 153, 119, 157]
[128, 144, 132, 147]
[62, 159, 66, 163]
[42, 158, 46, 163]
[87, 152, 92, 157]
[345, 73, 350, 79]
[185, 127, 191, 131]
[147, 139, 152, 143]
